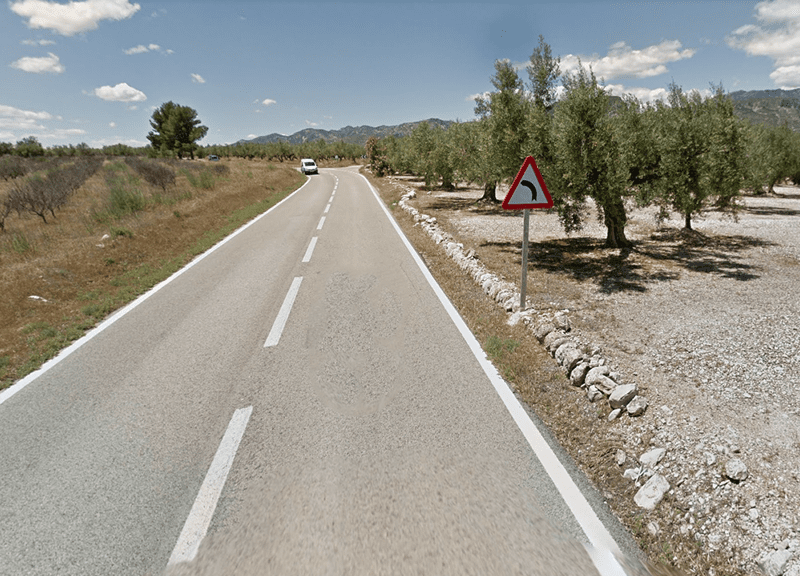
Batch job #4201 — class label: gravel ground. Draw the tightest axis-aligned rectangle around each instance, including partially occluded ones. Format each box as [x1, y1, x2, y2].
[399, 177, 800, 575]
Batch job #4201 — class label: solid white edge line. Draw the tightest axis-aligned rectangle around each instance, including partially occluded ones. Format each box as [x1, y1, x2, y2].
[358, 172, 628, 576]
[168, 405, 253, 565]
[0, 178, 313, 408]
[302, 236, 318, 263]
[264, 277, 303, 348]
[317, 216, 326, 230]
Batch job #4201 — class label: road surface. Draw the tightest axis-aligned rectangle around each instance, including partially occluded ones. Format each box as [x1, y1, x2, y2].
[0, 167, 636, 575]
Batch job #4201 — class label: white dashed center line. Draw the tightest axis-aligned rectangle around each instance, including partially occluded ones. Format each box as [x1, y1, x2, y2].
[317, 216, 326, 230]
[168, 405, 253, 565]
[264, 277, 303, 348]
[302, 237, 318, 263]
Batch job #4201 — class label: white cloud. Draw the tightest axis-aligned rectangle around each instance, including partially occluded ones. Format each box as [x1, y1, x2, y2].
[191, 73, 205, 84]
[727, 0, 800, 88]
[93, 82, 146, 102]
[305, 120, 318, 127]
[606, 84, 712, 104]
[124, 43, 167, 55]
[10, 0, 141, 36]
[124, 44, 148, 55]
[467, 91, 490, 102]
[561, 40, 696, 80]
[0, 103, 53, 132]
[109, 122, 116, 127]
[262, 98, 276, 106]
[605, 84, 670, 103]
[246, 133, 257, 139]
[10, 52, 64, 73]
[90, 137, 147, 147]
[38, 128, 87, 141]
[21, 38, 55, 46]
[0, 131, 14, 139]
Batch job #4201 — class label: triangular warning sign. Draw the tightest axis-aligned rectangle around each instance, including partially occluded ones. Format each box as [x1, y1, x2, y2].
[502, 156, 553, 210]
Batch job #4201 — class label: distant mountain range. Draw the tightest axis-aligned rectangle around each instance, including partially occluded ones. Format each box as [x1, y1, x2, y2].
[729, 88, 800, 131]
[235, 89, 800, 146]
[236, 118, 454, 147]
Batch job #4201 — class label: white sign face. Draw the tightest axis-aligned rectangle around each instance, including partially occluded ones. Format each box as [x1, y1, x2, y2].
[502, 156, 553, 210]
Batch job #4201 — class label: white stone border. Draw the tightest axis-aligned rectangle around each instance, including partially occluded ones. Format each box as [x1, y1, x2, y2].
[391, 179, 649, 421]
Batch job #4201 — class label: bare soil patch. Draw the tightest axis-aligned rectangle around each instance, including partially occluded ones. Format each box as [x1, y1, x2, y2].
[369, 171, 800, 576]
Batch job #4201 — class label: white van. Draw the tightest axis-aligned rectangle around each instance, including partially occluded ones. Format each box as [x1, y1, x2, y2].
[300, 158, 318, 175]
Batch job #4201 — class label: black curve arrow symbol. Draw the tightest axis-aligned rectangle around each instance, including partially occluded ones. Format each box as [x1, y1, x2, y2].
[520, 179, 537, 201]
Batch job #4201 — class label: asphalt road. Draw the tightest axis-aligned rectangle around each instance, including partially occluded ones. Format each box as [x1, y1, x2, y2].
[0, 167, 633, 575]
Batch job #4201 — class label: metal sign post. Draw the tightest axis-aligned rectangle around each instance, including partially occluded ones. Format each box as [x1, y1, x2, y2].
[501, 157, 553, 312]
[520, 209, 530, 310]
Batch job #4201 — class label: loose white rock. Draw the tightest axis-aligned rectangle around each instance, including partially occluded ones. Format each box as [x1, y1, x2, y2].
[758, 549, 793, 576]
[534, 323, 555, 342]
[556, 344, 584, 373]
[553, 313, 571, 332]
[609, 383, 637, 409]
[627, 395, 648, 416]
[634, 473, 670, 510]
[639, 447, 667, 469]
[623, 468, 640, 481]
[587, 385, 604, 402]
[585, 366, 611, 386]
[592, 375, 618, 395]
[726, 458, 749, 482]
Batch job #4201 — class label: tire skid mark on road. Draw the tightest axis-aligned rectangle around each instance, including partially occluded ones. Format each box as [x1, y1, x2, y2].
[168, 405, 253, 565]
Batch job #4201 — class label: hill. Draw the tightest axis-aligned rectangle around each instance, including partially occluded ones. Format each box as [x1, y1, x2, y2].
[236, 89, 800, 147]
[237, 118, 454, 147]
[729, 88, 800, 131]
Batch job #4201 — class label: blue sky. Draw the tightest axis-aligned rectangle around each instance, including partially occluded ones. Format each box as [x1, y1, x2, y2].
[1, 0, 797, 147]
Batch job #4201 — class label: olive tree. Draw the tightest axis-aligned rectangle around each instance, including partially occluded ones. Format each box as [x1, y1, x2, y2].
[552, 65, 631, 248]
[653, 84, 745, 229]
[474, 59, 531, 202]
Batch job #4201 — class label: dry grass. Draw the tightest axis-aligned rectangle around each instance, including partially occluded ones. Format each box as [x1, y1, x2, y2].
[0, 157, 305, 388]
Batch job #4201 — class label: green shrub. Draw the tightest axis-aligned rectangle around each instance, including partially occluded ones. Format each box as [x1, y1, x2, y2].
[11, 233, 31, 253]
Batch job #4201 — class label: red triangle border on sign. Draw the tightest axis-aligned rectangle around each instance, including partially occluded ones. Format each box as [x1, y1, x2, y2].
[502, 156, 554, 210]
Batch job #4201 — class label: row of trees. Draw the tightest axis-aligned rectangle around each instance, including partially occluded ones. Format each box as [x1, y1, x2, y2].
[366, 36, 800, 248]
[2, 101, 365, 163]
[0, 136, 365, 164]
[1, 157, 104, 230]
[201, 139, 364, 162]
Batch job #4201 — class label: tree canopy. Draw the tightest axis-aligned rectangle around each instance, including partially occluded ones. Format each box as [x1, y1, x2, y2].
[147, 102, 208, 159]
